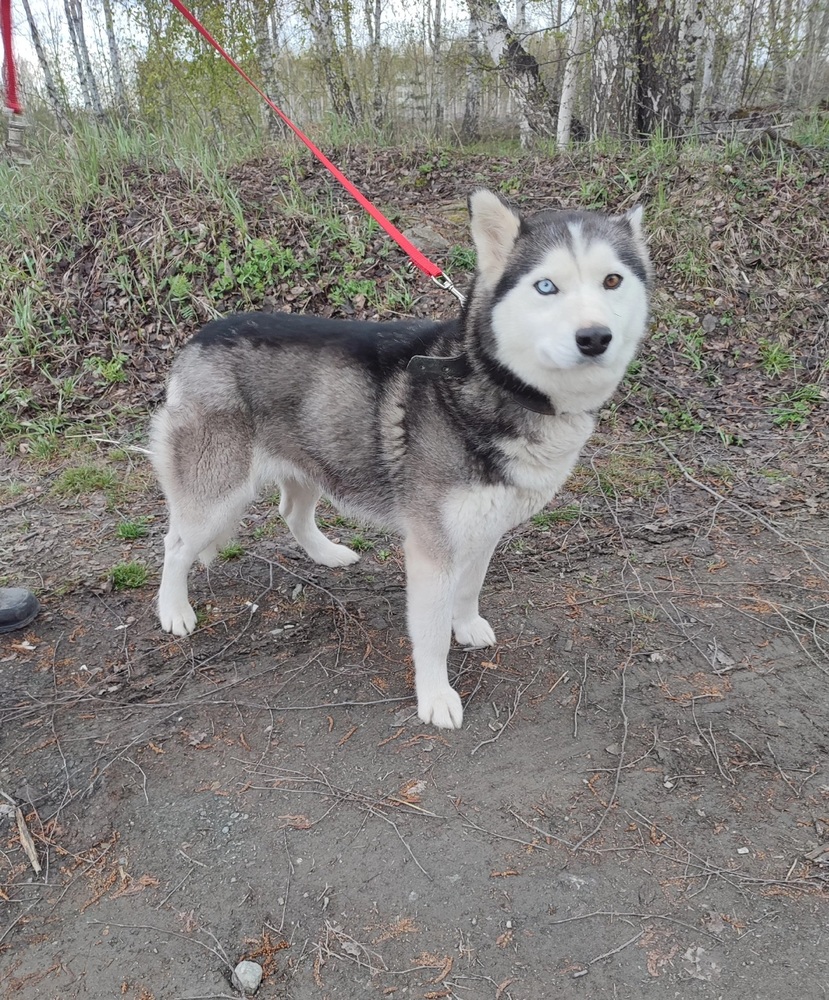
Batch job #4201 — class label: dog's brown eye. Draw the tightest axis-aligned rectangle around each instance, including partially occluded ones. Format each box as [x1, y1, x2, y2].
[603, 274, 623, 289]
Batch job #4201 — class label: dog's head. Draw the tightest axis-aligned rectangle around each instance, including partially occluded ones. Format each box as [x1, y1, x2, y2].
[467, 188, 651, 411]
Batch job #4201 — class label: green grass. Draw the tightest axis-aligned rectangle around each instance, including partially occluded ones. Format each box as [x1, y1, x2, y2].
[85, 353, 129, 384]
[772, 384, 823, 427]
[790, 112, 829, 149]
[53, 465, 117, 496]
[759, 340, 795, 377]
[219, 541, 245, 560]
[349, 533, 374, 552]
[116, 518, 149, 540]
[1, 121, 824, 481]
[111, 561, 149, 589]
[531, 504, 582, 528]
[447, 245, 477, 271]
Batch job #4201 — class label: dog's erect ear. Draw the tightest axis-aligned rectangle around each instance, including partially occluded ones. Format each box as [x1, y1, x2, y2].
[468, 189, 521, 285]
[624, 204, 644, 237]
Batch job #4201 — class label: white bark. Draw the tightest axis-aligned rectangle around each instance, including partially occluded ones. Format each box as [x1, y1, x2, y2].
[101, 0, 126, 115]
[461, 14, 483, 140]
[556, 4, 585, 145]
[367, 0, 383, 126]
[63, 0, 102, 116]
[590, 3, 626, 140]
[430, 0, 444, 131]
[698, 22, 716, 118]
[21, 0, 67, 124]
[468, 0, 554, 143]
[304, 0, 358, 123]
[719, 9, 747, 110]
[254, 1, 286, 137]
[678, 0, 706, 128]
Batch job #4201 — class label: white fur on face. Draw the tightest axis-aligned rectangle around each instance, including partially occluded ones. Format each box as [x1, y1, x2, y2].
[490, 222, 649, 411]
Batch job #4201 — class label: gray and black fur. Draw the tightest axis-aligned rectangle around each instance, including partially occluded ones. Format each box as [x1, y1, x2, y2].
[151, 188, 651, 729]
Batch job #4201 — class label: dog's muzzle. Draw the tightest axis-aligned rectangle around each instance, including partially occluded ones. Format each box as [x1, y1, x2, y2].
[575, 325, 613, 358]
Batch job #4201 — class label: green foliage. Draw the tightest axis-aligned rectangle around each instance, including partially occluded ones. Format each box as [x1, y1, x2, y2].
[219, 541, 245, 560]
[85, 354, 129, 384]
[349, 534, 374, 552]
[53, 466, 117, 496]
[447, 245, 477, 271]
[772, 384, 823, 427]
[329, 278, 377, 308]
[790, 112, 829, 149]
[235, 240, 301, 290]
[759, 340, 794, 377]
[116, 518, 149, 540]
[111, 561, 149, 589]
[531, 504, 582, 528]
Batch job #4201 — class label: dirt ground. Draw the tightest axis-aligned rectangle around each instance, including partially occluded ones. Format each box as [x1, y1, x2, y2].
[2, 422, 828, 999]
[1, 145, 828, 999]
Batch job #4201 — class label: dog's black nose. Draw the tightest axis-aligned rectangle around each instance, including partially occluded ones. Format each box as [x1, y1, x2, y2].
[575, 326, 613, 357]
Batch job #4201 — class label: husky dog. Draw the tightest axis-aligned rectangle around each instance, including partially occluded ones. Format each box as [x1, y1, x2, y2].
[150, 189, 650, 729]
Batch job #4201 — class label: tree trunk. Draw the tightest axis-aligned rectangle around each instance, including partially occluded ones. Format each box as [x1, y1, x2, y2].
[697, 22, 716, 119]
[719, 4, 752, 110]
[461, 15, 483, 141]
[430, 0, 444, 133]
[254, 1, 287, 137]
[590, 3, 631, 140]
[629, 0, 681, 137]
[305, 0, 359, 125]
[556, 3, 586, 145]
[63, 0, 102, 116]
[369, 0, 383, 127]
[800, 0, 829, 105]
[467, 0, 555, 143]
[21, 0, 67, 125]
[101, 0, 127, 117]
[678, 0, 709, 129]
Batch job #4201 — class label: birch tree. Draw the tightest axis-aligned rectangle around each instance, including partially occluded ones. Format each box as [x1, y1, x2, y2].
[556, 3, 586, 145]
[20, 0, 67, 124]
[63, 0, 103, 116]
[365, 0, 384, 127]
[304, 0, 359, 124]
[101, 0, 127, 115]
[429, 0, 444, 132]
[467, 0, 555, 143]
[461, 14, 483, 140]
[254, 1, 287, 137]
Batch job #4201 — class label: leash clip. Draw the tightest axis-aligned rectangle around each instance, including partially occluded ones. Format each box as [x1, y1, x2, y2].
[431, 271, 466, 306]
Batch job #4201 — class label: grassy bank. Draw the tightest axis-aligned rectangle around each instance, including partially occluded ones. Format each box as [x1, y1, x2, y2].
[1, 118, 826, 462]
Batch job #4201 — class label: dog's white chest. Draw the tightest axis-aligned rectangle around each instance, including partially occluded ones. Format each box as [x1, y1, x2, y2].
[500, 412, 594, 493]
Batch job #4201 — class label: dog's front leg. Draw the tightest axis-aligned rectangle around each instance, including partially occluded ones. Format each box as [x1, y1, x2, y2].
[404, 536, 463, 729]
[452, 541, 498, 648]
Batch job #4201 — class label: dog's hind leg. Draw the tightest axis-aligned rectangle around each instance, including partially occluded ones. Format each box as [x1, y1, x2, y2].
[404, 535, 463, 730]
[278, 478, 360, 568]
[452, 542, 497, 648]
[152, 406, 255, 636]
[158, 490, 251, 636]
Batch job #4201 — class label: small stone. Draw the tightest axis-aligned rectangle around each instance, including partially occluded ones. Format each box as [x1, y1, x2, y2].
[232, 960, 263, 995]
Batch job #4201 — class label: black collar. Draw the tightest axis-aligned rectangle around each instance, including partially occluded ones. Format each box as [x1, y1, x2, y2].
[407, 352, 556, 416]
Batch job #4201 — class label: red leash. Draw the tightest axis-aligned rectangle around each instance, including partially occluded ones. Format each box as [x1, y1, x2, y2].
[170, 0, 461, 296]
[1, 0, 22, 114]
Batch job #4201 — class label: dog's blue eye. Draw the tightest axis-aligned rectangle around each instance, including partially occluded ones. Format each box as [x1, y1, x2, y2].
[534, 279, 558, 295]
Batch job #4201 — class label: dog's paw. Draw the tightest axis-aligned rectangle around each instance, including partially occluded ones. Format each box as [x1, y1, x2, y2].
[453, 615, 496, 648]
[159, 602, 197, 637]
[417, 684, 464, 729]
[311, 542, 361, 568]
